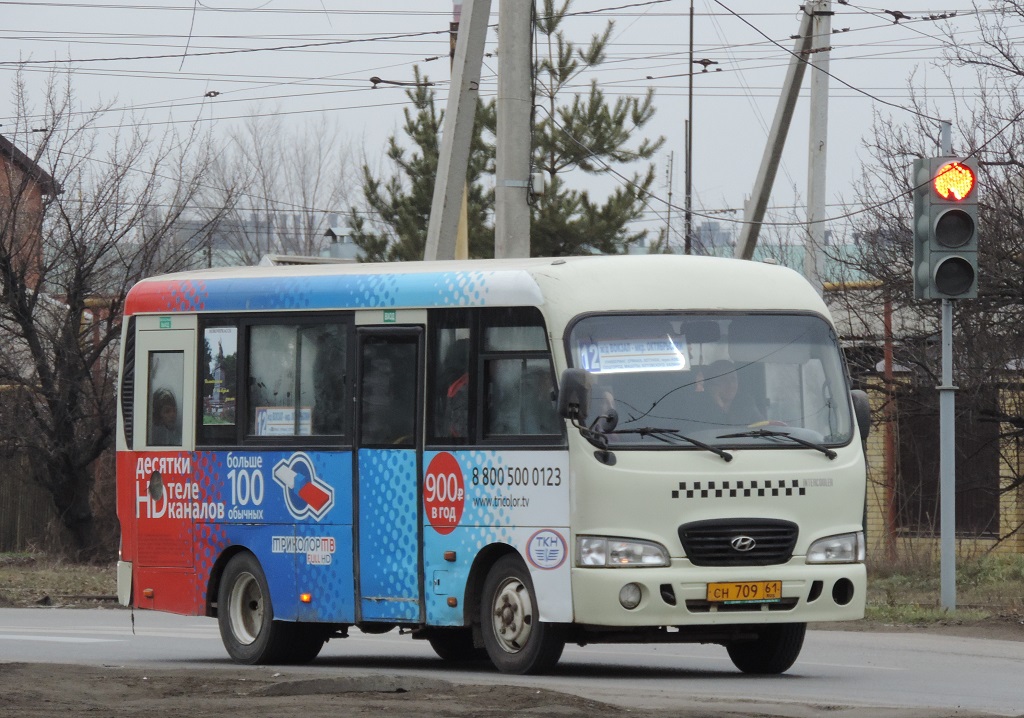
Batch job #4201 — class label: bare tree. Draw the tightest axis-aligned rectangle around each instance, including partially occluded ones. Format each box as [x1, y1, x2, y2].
[0, 69, 223, 559]
[198, 111, 353, 266]
[828, 15, 1024, 547]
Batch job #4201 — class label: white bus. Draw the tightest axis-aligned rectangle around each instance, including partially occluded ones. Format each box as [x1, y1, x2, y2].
[116, 254, 868, 675]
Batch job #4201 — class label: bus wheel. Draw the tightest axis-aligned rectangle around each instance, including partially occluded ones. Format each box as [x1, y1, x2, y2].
[218, 552, 288, 664]
[726, 623, 806, 674]
[427, 628, 487, 662]
[480, 555, 564, 675]
[280, 625, 326, 664]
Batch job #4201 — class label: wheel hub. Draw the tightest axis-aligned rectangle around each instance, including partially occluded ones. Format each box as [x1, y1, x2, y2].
[491, 578, 533, 653]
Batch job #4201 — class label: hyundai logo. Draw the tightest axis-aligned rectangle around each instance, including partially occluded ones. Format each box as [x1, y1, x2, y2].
[730, 535, 757, 552]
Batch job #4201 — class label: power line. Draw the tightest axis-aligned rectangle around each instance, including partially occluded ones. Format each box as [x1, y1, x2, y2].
[708, 0, 947, 123]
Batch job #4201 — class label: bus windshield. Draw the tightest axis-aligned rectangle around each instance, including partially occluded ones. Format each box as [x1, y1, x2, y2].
[568, 312, 854, 448]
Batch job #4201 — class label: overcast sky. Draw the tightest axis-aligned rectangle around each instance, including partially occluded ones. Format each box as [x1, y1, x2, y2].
[0, 0, 995, 248]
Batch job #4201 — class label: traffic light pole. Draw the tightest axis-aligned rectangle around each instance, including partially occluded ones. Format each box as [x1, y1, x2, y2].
[939, 121, 955, 611]
[940, 298, 956, 610]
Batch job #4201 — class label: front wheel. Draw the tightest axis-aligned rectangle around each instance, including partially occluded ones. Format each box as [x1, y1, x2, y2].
[726, 623, 806, 674]
[480, 554, 564, 675]
[427, 627, 488, 662]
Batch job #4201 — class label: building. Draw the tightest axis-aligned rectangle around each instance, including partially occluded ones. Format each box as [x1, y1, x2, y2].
[0, 134, 61, 289]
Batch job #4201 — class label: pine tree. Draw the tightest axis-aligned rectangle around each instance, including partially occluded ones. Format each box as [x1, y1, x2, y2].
[530, 0, 664, 256]
[348, 67, 494, 261]
[350, 2, 664, 260]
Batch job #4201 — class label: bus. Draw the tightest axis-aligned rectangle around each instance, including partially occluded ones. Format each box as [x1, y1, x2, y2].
[115, 254, 869, 675]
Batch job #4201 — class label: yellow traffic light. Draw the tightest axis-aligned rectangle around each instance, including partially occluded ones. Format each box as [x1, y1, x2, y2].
[932, 162, 976, 202]
[912, 157, 979, 300]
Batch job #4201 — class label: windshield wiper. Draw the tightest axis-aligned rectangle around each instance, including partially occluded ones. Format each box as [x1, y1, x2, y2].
[716, 428, 837, 460]
[609, 427, 733, 462]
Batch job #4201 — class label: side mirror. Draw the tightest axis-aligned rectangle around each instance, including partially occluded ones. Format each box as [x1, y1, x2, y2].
[851, 389, 871, 441]
[557, 368, 592, 421]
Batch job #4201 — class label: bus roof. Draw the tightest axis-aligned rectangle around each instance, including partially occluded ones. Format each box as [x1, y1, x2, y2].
[124, 255, 830, 331]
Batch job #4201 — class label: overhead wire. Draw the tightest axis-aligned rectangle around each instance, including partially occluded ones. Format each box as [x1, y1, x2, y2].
[2, 0, 1005, 235]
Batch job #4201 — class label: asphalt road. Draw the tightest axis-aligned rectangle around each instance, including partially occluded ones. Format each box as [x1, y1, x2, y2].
[1, 608, 1022, 717]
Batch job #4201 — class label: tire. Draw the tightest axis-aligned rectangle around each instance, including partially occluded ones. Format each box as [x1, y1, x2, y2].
[218, 552, 294, 664]
[480, 554, 564, 675]
[279, 624, 327, 664]
[726, 623, 806, 674]
[427, 628, 488, 662]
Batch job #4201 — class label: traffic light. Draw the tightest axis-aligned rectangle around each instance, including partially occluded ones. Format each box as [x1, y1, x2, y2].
[912, 156, 979, 300]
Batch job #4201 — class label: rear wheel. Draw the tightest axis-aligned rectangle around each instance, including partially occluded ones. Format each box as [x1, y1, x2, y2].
[726, 623, 806, 674]
[480, 554, 564, 674]
[218, 552, 323, 664]
[427, 627, 488, 662]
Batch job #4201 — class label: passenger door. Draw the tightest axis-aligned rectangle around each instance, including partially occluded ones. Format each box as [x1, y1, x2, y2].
[354, 327, 423, 622]
[132, 321, 196, 578]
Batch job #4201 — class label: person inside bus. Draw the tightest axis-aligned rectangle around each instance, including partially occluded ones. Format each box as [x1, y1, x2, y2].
[699, 359, 763, 428]
[150, 388, 182, 445]
[438, 338, 470, 439]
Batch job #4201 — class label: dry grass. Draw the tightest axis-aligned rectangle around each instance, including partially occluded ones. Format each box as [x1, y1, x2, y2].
[0, 553, 116, 607]
[2, 551, 1023, 625]
[866, 553, 1024, 624]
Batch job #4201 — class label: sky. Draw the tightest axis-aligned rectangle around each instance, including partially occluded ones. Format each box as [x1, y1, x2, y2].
[0, 0, 999, 251]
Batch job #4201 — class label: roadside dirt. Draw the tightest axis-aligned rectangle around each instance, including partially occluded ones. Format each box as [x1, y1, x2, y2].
[0, 661, 1010, 718]
[2, 573, 1022, 717]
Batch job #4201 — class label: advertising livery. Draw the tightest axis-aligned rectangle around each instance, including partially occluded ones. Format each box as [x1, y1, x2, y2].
[117, 256, 868, 675]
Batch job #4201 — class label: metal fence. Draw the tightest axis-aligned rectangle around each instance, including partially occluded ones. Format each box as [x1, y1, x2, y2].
[0, 452, 64, 552]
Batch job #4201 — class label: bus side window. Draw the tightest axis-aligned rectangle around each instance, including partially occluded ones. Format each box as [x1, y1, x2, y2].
[480, 308, 561, 441]
[428, 311, 472, 444]
[486, 359, 558, 436]
[202, 325, 238, 429]
[436, 335, 470, 440]
[304, 325, 348, 437]
[247, 321, 349, 439]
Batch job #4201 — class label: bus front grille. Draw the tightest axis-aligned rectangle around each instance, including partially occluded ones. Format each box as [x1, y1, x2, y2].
[678, 518, 798, 566]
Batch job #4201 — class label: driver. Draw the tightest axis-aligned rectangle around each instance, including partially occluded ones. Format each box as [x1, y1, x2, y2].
[700, 360, 763, 428]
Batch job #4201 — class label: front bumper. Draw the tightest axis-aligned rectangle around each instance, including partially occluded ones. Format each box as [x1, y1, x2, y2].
[571, 558, 865, 626]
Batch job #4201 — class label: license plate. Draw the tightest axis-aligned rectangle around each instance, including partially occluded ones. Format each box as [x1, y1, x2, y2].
[706, 580, 782, 604]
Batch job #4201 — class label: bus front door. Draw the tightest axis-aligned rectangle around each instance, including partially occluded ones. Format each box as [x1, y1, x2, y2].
[355, 328, 424, 623]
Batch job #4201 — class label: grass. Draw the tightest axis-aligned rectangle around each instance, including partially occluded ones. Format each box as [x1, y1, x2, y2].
[2, 551, 1023, 625]
[866, 553, 1024, 625]
[0, 553, 117, 607]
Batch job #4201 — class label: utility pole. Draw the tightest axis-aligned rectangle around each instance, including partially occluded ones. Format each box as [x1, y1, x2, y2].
[805, 0, 832, 293]
[734, 10, 814, 260]
[666, 151, 674, 250]
[495, 0, 533, 259]
[684, 0, 694, 254]
[451, 3, 471, 260]
[424, 0, 491, 261]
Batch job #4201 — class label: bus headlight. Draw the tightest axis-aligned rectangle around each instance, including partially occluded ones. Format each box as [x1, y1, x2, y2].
[576, 536, 670, 567]
[807, 532, 865, 564]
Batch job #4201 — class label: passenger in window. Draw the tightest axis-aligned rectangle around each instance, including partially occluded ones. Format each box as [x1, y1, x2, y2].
[700, 359, 763, 428]
[151, 388, 182, 445]
[439, 338, 470, 439]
